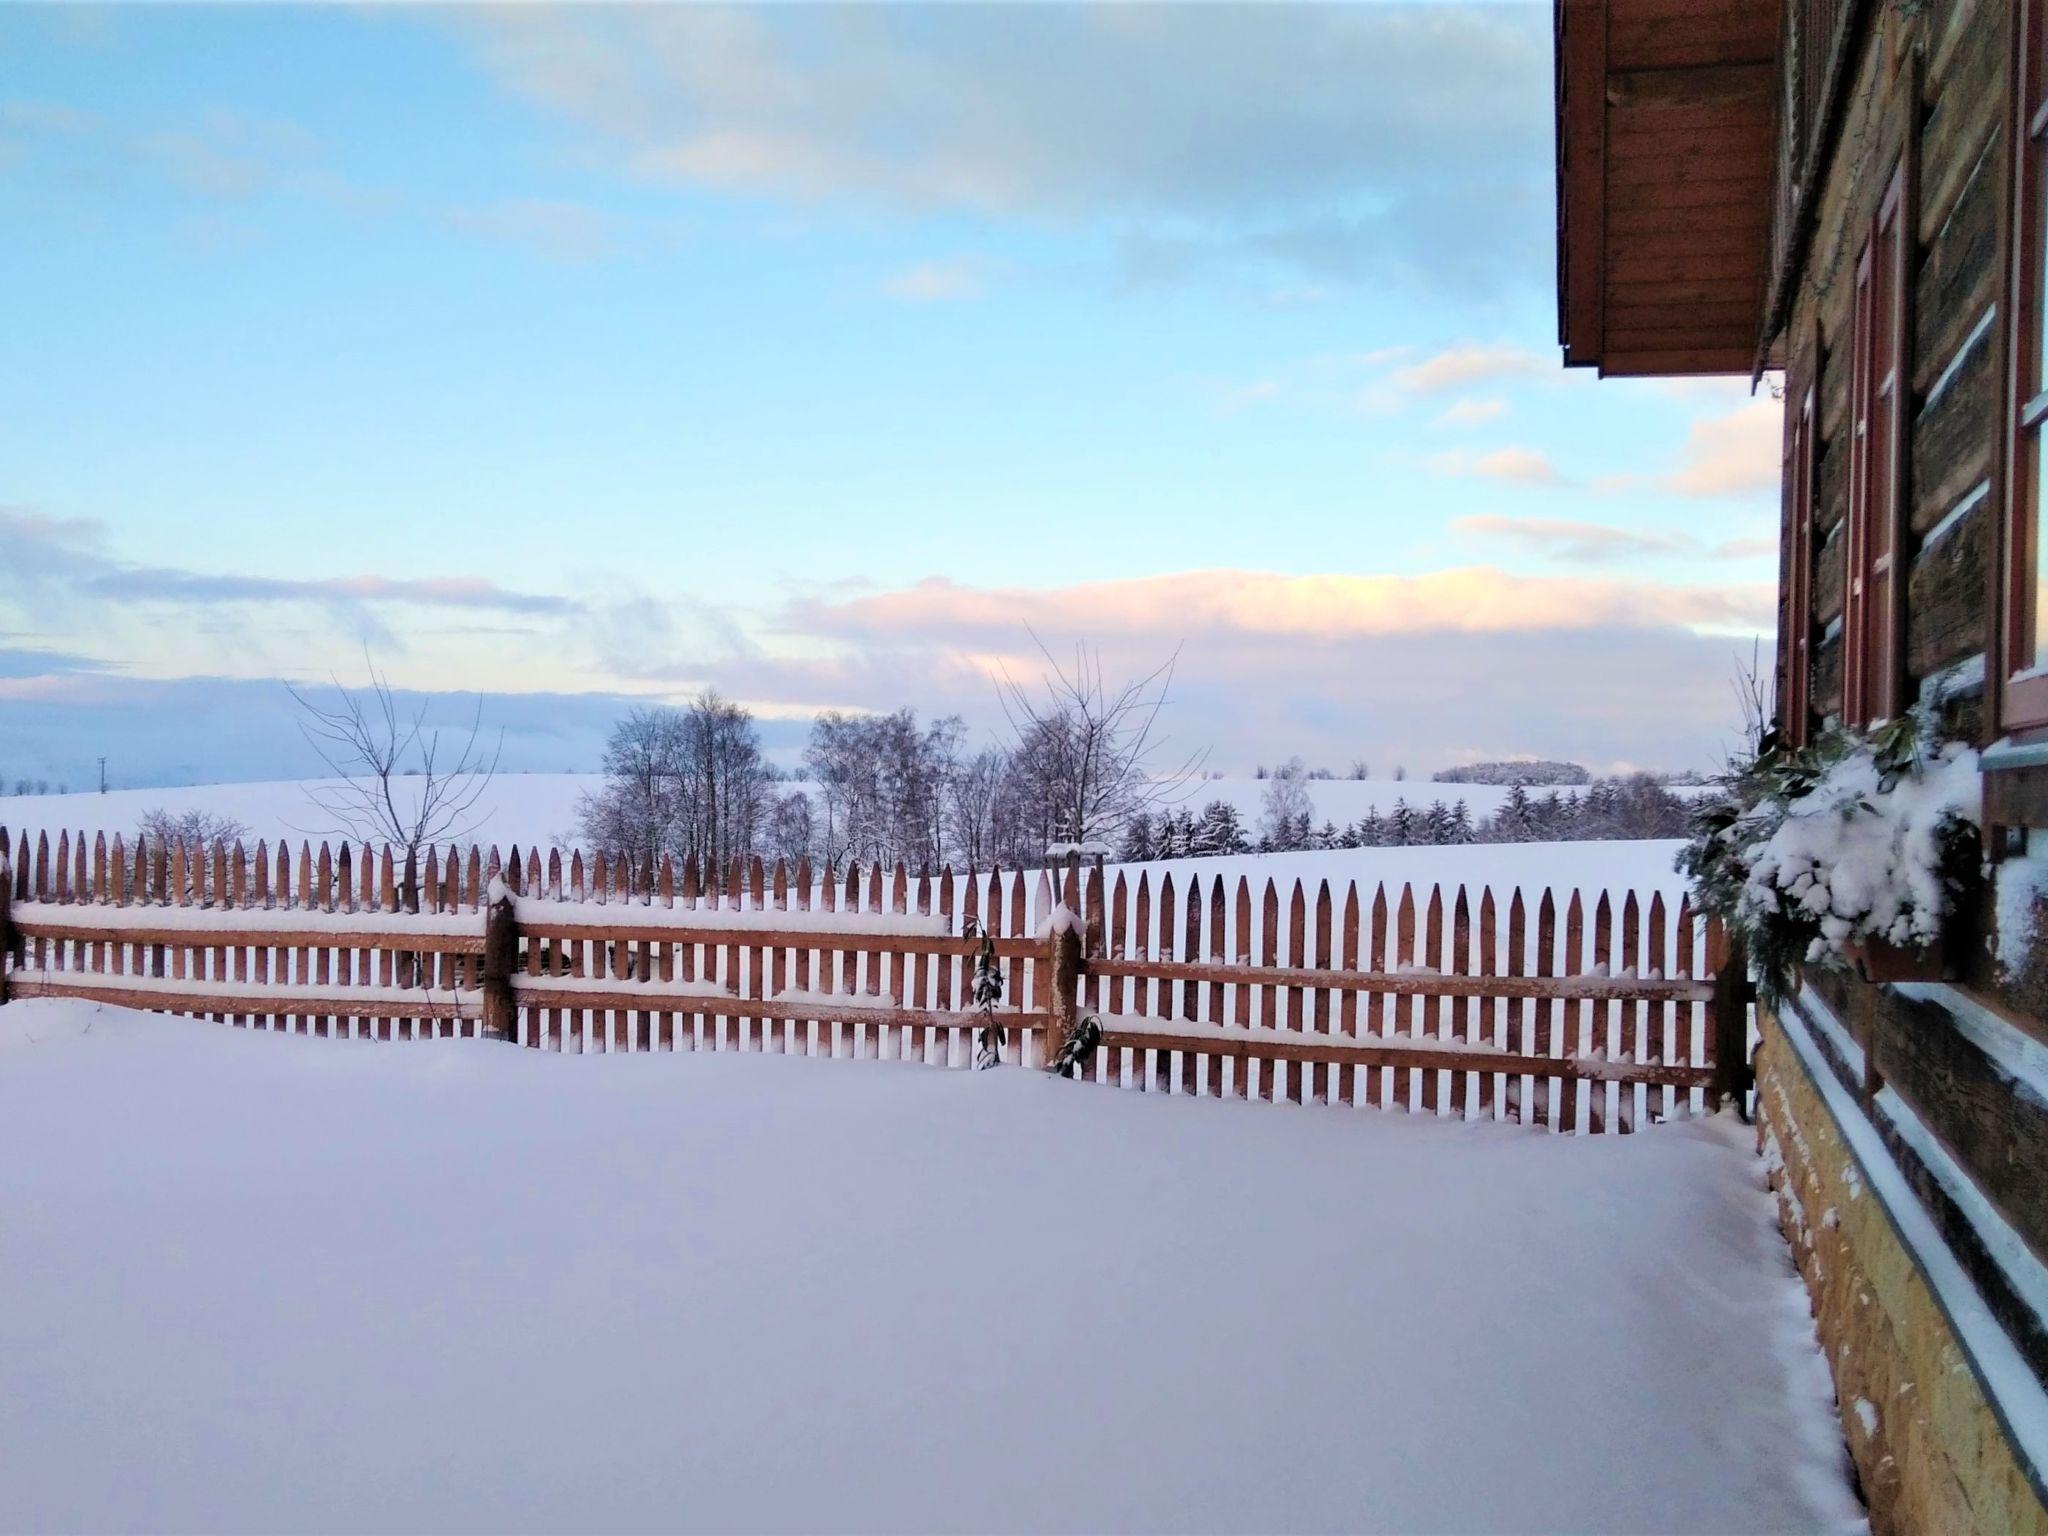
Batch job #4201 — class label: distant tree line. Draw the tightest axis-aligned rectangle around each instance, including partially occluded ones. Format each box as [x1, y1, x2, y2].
[1283, 776, 1687, 853]
[1432, 759, 1591, 786]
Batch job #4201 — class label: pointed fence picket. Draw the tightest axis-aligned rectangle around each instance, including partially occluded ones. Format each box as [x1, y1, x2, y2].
[0, 825, 1739, 1133]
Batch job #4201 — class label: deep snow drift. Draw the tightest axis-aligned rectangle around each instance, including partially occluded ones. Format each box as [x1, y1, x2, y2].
[0, 1001, 1861, 1534]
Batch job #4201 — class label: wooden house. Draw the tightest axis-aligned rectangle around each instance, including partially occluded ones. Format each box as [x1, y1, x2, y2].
[1556, 1, 2048, 1529]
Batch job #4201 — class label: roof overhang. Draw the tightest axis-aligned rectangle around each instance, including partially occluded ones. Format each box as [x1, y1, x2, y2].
[1554, 0, 1778, 377]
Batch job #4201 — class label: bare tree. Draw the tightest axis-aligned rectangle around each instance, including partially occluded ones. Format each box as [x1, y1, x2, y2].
[289, 653, 501, 909]
[804, 707, 962, 871]
[577, 706, 687, 869]
[1258, 758, 1314, 849]
[578, 691, 773, 878]
[1732, 637, 1777, 762]
[945, 746, 1011, 872]
[767, 789, 817, 867]
[995, 636, 1204, 855]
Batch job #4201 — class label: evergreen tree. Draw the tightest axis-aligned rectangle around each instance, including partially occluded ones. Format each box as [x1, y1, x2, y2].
[1311, 819, 1341, 851]
[1195, 799, 1250, 856]
[1497, 784, 1535, 842]
[1155, 812, 1183, 859]
[1287, 809, 1314, 850]
[1559, 791, 1583, 837]
[1358, 809, 1385, 847]
[1421, 801, 1453, 845]
[1388, 798, 1415, 845]
[1449, 799, 1474, 843]
[1119, 812, 1156, 863]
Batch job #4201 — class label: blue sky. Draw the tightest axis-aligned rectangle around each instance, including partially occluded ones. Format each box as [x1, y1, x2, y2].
[0, 3, 1780, 788]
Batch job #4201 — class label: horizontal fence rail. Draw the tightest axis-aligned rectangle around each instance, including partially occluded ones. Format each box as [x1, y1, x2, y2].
[0, 824, 1742, 1135]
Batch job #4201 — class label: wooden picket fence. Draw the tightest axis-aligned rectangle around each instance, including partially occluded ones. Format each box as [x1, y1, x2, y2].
[0, 825, 1748, 1135]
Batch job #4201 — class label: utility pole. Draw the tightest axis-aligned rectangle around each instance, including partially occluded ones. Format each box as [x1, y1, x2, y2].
[98, 756, 108, 794]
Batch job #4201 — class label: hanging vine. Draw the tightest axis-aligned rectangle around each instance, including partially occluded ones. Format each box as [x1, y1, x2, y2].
[963, 916, 1006, 1069]
[1046, 1013, 1104, 1079]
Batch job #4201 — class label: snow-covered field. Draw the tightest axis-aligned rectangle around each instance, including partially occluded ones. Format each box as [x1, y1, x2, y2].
[0, 999, 1860, 1534]
[0, 775, 1692, 907]
[0, 774, 1615, 854]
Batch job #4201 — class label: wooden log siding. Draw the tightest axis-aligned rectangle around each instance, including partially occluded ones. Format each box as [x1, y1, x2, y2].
[0, 824, 1735, 1133]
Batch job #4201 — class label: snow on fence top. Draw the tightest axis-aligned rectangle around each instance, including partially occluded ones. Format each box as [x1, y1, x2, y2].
[0, 820, 1743, 1135]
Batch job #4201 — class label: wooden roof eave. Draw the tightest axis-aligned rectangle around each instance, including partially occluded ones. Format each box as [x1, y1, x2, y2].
[1556, 0, 1778, 379]
[1556, 0, 1607, 370]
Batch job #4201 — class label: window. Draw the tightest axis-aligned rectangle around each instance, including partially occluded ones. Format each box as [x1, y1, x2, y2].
[2003, 0, 2048, 729]
[1783, 367, 1817, 746]
[1843, 160, 1909, 727]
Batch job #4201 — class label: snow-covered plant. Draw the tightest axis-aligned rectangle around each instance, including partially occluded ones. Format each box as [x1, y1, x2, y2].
[963, 917, 1005, 1069]
[1046, 1013, 1103, 1078]
[1677, 709, 1981, 1001]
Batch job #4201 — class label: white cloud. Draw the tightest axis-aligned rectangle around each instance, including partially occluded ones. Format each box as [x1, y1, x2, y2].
[446, 198, 619, 262]
[1452, 514, 1689, 563]
[1428, 447, 1567, 488]
[882, 257, 986, 302]
[1389, 343, 1548, 395]
[1432, 397, 1507, 427]
[1663, 398, 1782, 498]
[803, 567, 1771, 642]
[453, 6, 1552, 293]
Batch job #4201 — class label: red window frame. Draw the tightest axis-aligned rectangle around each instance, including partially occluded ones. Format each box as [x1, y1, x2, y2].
[2002, 0, 2048, 730]
[1783, 366, 1817, 747]
[1843, 160, 1909, 728]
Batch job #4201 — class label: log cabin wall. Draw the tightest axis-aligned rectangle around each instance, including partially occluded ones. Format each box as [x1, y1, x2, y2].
[1556, 0, 2048, 1521]
[1783, 0, 2004, 749]
[1765, 5, 2048, 1528]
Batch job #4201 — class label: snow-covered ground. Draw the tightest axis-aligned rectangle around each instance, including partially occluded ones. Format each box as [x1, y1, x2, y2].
[0, 773, 1628, 854]
[0, 776, 1691, 909]
[0, 999, 1861, 1534]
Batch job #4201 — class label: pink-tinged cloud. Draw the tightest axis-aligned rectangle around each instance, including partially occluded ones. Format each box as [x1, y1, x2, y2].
[1389, 342, 1547, 394]
[800, 567, 1773, 643]
[1664, 397, 1781, 498]
[1432, 397, 1506, 427]
[1452, 514, 1689, 563]
[1428, 446, 1567, 487]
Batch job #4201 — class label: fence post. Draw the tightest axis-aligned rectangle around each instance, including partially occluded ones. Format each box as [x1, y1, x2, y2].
[1046, 916, 1081, 1069]
[0, 853, 12, 1006]
[482, 882, 517, 1043]
[1705, 916, 1752, 1114]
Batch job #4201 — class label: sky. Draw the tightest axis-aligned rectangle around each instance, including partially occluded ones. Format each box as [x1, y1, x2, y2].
[0, 2, 1782, 790]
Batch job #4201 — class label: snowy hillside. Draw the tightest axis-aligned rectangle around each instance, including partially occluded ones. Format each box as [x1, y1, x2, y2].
[0, 775, 1692, 905]
[0, 774, 1657, 854]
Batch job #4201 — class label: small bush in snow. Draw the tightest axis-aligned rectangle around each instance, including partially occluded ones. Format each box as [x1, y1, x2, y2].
[136, 807, 250, 852]
[1677, 711, 1980, 1001]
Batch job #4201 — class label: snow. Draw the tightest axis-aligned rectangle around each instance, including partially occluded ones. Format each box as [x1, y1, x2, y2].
[0, 998, 1863, 1534]
[18, 970, 483, 1010]
[0, 774, 1637, 855]
[511, 895, 951, 936]
[1734, 742, 1981, 958]
[1100, 1012, 1506, 1056]
[1994, 846, 2048, 973]
[1044, 839, 1114, 858]
[1776, 999, 2048, 1489]
[11, 899, 484, 936]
